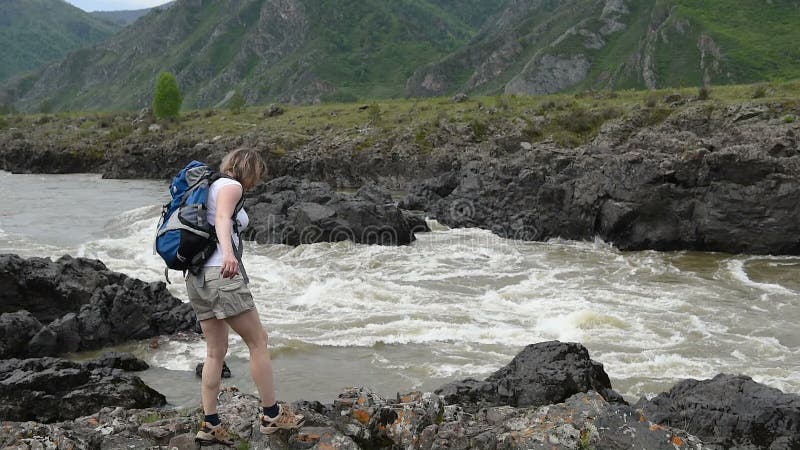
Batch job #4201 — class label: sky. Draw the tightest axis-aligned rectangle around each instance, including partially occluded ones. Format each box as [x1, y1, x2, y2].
[66, 0, 170, 12]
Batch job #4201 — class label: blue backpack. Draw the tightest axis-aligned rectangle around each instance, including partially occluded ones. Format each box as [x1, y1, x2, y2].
[155, 161, 243, 281]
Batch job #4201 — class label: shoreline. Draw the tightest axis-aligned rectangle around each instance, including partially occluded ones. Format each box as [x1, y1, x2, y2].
[2, 342, 798, 449]
[2, 85, 799, 254]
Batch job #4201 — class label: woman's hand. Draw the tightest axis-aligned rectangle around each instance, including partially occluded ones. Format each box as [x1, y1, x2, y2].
[220, 252, 239, 278]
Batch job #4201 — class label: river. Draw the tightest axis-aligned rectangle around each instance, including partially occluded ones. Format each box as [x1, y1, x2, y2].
[1, 171, 798, 408]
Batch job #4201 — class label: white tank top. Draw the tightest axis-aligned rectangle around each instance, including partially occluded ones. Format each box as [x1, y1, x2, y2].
[204, 178, 249, 267]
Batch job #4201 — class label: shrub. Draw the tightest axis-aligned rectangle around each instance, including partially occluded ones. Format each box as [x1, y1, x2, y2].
[783, 114, 797, 124]
[557, 105, 597, 135]
[367, 103, 382, 124]
[0, 116, 7, 130]
[645, 91, 658, 108]
[698, 84, 711, 101]
[752, 84, 768, 99]
[229, 89, 245, 115]
[153, 72, 183, 120]
[39, 99, 53, 114]
[522, 118, 543, 141]
[469, 119, 488, 140]
[494, 94, 510, 111]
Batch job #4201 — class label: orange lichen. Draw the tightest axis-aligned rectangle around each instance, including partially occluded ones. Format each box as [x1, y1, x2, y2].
[639, 415, 647, 422]
[672, 436, 685, 446]
[353, 409, 371, 424]
[297, 432, 321, 443]
[649, 423, 666, 431]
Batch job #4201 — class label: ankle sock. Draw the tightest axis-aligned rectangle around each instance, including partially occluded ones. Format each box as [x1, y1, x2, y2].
[204, 413, 221, 426]
[263, 403, 280, 419]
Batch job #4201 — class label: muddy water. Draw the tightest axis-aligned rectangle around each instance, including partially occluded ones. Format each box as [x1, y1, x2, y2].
[2, 171, 798, 407]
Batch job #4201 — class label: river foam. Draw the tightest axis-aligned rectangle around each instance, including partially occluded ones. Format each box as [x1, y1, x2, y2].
[2, 172, 798, 404]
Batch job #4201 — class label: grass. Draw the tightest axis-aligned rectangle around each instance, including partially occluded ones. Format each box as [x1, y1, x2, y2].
[4, 80, 799, 155]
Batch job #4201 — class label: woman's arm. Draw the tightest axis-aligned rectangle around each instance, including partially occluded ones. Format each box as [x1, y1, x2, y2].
[215, 183, 243, 278]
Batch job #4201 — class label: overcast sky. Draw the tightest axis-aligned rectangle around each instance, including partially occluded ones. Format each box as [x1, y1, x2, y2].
[66, 0, 170, 12]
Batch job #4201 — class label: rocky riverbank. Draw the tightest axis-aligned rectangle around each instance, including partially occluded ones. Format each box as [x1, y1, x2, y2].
[0, 254, 199, 359]
[1, 90, 799, 254]
[1, 342, 798, 450]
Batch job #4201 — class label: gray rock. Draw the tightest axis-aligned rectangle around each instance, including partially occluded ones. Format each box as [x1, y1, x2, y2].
[436, 341, 623, 410]
[402, 104, 800, 254]
[0, 353, 163, 423]
[637, 373, 800, 449]
[265, 103, 285, 117]
[0, 311, 43, 358]
[452, 93, 469, 103]
[195, 361, 232, 378]
[0, 254, 199, 358]
[244, 176, 429, 246]
[505, 54, 591, 95]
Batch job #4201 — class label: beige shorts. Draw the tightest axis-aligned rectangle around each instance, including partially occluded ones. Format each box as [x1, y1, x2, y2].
[186, 267, 255, 321]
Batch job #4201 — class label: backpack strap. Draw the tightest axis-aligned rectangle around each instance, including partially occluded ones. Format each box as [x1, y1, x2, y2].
[231, 195, 249, 284]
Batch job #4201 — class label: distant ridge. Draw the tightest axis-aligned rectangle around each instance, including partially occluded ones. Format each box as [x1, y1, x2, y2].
[0, 0, 119, 82]
[90, 2, 175, 27]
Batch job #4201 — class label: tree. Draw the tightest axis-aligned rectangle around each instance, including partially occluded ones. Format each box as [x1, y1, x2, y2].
[39, 99, 52, 114]
[229, 89, 245, 115]
[153, 72, 182, 120]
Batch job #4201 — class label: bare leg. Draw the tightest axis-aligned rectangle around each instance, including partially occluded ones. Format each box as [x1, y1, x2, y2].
[225, 309, 276, 407]
[199, 318, 229, 414]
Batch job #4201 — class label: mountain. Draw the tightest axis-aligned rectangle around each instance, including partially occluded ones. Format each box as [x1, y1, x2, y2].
[2, 0, 799, 112]
[0, 0, 509, 112]
[90, 2, 175, 27]
[407, 0, 800, 96]
[0, 0, 120, 82]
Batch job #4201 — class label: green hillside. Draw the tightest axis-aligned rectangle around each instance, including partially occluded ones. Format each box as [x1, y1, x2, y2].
[0, 0, 509, 112]
[408, 0, 800, 96]
[0, 0, 120, 82]
[1, 0, 799, 112]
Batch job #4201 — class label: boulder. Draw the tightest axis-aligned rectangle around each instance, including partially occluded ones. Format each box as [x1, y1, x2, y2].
[436, 341, 624, 410]
[0, 353, 164, 423]
[0, 254, 199, 358]
[264, 103, 285, 117]
[0, 254, 115, 322]
[195, 361, 232, 378]
[638, 373, 800, 449]
[0, 311, 43, 358]
[243, 176, 429, 246]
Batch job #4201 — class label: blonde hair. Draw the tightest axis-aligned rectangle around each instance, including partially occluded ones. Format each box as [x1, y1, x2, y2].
[220, 148, 266, 190]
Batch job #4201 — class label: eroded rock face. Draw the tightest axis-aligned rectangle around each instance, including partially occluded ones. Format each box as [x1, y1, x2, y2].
[243, 176, 429, 246]
[0, 353, 163, 423]
[402, 104, 800, 255]
[638, 374, 800, 449]
[436, 341, 623, 411]
[0, 254, 199, 358]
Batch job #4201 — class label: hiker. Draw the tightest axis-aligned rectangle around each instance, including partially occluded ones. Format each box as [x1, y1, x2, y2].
[187, 148, 303, 445]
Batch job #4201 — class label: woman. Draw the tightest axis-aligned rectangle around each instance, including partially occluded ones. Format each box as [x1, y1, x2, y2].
[187, 148, 303, 445]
